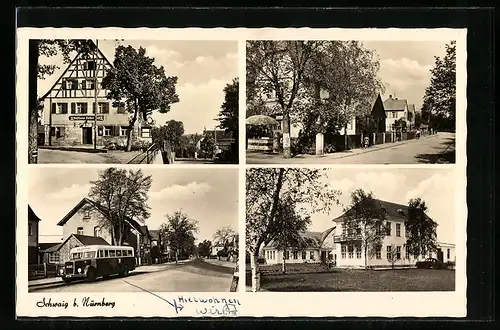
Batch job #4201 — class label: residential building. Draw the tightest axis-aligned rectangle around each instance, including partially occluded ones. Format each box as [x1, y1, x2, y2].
[261, 227, 337, 265]
[38, 41, 152, 148]
[28, 206, 41, 264]
[54, 197, 150, 264]
[211, 245, 226, 256]
[139, 225, 153, 264]
[39, 242, 63, 264]
[260, 198, 455, 269]
[43, 234, 110, 265]
[383, 95, 414, 132]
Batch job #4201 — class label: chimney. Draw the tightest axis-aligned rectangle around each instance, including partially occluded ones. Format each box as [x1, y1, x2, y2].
[389, 95, 393, 99]
[395, 97, 398, 100]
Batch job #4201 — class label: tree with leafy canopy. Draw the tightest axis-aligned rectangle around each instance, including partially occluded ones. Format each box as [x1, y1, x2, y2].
[82, 167, 152, 246]
[197, 240, 212, 258]
[421, 41, 456, 131]
[151, 119, 185, 163]
[247, 41, 319, 158]
[29, 39, 99, 163]
[199, 132, 216, 159]
[217, 78, 239, 162]
[160, 210, 199, 263]
[341, 189, 388, 268]
[246, 168, 341, 291]
[102, 45, 180, 151]
[405, 198, 438, 260]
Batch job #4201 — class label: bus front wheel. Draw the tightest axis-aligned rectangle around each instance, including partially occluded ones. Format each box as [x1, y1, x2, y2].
[86, 268, 97, 282]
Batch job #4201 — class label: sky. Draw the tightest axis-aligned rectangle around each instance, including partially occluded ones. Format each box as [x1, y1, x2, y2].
[305, 168, 457, 244]
[37, 40, 238, 134]
[361, 41, 449, 111]
[29, 167, 238, 244]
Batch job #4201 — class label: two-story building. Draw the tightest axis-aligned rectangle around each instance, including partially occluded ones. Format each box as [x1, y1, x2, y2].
[259, 198, 455, 269]
[48, 197, 151, 264]
[383, 95, 416, 131]
[28, 205, 41, 265]
[39, 41, 152, 148]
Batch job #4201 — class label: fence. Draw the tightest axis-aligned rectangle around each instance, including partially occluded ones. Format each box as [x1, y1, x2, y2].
[127, 143, 161, 164]
[28, 263, 59, 281]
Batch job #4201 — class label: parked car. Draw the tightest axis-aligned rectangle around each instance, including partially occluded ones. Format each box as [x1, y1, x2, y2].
[416, 258, 445, 269]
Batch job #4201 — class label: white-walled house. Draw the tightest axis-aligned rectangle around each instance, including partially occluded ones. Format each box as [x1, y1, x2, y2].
[260, 198, 455, 269]
[383, 95, 413, 132]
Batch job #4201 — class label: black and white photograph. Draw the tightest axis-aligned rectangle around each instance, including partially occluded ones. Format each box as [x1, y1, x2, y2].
[246, 168, 456, 292]
[246, 40, 456, 164]
[28, 167, 239, 293]
[29, 39, 239, 165]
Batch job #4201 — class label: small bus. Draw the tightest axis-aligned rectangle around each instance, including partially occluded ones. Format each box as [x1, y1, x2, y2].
[59, 245, 136, 283]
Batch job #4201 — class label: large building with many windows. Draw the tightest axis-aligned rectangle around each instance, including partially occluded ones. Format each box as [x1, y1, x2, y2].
[260, 198, 455, 268]
[38, 41, 152, 148]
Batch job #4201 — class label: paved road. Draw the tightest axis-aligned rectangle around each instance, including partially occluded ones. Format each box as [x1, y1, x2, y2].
[32, 259, 234, 293]
[38, 149, 141, 164]
[247, 132, 455, 164]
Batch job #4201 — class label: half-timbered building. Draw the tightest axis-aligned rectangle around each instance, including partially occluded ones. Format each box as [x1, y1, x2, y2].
[39, 41, 152, 148]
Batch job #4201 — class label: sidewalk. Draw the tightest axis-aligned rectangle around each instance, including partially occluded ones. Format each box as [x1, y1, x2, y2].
[28, 262, 186, 287]
[247, 133, 438, 163]
[203, 258, 238, 269]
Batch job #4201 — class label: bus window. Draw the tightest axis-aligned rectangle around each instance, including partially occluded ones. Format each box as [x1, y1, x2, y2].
[128, 250, 133, 256]
[109, 250, 116, 257]
[98, 250, 103, 258]
[104, 250, 109, 257]
[116, 250, 122, 257]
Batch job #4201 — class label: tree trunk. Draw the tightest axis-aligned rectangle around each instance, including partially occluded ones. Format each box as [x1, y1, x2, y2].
[364, 244, 368, 268]
[126, 109, 139, 152]
[28, 40, 39, 164]
[282, 250, 287, 274]
[282, 109, 291, 158]
[250, 251, 260, 292]
[175, 249, 178, 264]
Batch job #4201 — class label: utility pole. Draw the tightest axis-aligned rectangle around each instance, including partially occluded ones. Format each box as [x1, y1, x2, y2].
[93, 39, 98, 150]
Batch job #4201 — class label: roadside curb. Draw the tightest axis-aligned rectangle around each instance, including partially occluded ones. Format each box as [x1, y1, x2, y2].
[320, 134, 439, 161]
[29, 280, 66, 291]
[39, 146, 108, 153]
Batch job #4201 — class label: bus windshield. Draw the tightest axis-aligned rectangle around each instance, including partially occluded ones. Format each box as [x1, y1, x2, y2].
[71, 251, 96, 260]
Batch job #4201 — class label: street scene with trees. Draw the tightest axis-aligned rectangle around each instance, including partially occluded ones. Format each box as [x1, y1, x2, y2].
[246, 40, 456, 164]
[28, 167, 238, 292]
[29, 39, 238, 164]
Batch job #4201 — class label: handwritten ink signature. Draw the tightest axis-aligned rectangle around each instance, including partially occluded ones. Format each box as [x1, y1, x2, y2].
[196, 303, 238, 316]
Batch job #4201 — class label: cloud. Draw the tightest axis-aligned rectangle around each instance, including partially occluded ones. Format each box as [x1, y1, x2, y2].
[48, 184, 91, 201]
[330, 172, 408, 208]
[145, 45, 181, 62]
[149, 182, 212, 200]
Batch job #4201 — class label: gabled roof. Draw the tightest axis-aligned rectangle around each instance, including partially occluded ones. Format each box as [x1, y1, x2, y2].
[39, 242, 61, 251]
[383, 97, 408, 111]
[370, 94, 386, 119]
[28, 205, 42, 222]
[149, 230, 160, 241]
[57, 197, 144, 233]
[51, 234, 110, 252]
[204, 130, 234, 141]
[264, 226, 336, 249]
[332, 198, 433, 223]
[139, 225, 152, 238]
[40, 40, 114, 100]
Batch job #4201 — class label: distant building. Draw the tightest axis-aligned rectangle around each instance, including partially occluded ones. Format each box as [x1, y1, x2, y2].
[196, 129, 236, 153]
[28, 206, 41, 264]
[383, 95, 415, 131]
[38, 41, 152, 148]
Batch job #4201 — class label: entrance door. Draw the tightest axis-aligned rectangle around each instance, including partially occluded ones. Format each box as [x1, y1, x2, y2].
[437, 249, 444, 263]
[320, 251, 326, 263]
[82, 127, 93, 145]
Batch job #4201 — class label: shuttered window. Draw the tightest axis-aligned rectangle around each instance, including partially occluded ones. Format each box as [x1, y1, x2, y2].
[93, 102, 110, 114]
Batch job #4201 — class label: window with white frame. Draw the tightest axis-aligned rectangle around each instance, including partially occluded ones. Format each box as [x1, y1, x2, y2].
[103, 126, 112, 136]
[94, 226, 101, 237]
[376, 246, 382, 259]
[405, 245, 410, 259]
[120, 126, 128, 136]
[386, 246, 392, 260]
[396, 223, 401, 237]
[292, 251, 298, 259]
[48, 252, 60, 264]
[310, 251, 315, 260]
[141, 128, 151, 138]
[341, 245, 347, 259]
[356, 245, 362, 259]
[447, 248, 451, 260]
[396, 246, 401, 259]
[386, 222, 392, 236]
[86, 79, 95, 90]
[76, 102, 87, 114]
[348, 245, 354, 259]
[284, 251, 289, 260]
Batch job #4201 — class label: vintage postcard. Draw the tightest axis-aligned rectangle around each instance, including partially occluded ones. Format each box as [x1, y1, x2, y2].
[16, 27, 466, 318]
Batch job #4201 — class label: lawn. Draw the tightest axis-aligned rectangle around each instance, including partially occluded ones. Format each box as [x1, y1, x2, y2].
[246, 264, 455, 292]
